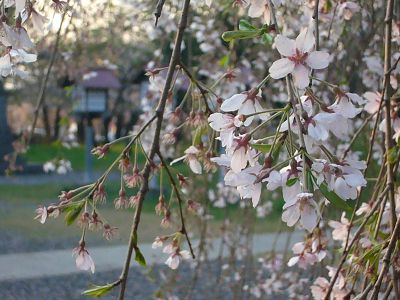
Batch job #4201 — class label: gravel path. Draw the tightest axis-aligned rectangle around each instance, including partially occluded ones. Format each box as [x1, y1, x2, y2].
[0, 264, 234, 300]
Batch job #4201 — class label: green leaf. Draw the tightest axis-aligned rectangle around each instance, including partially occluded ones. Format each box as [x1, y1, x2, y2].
[135, 248, 146, 266]
[286, 177, 298, 187]
[251, 143, 272, 153]
[387, 146, 398, 164]
[222, 30, 262, 42]
[261, 33, 273, 45]
[360, 244, 382, 264]
[64, 201, 85, 226]
[238, 19, 257, 31]
[219, 55, 229, 67]
[318, 183, 352, 212]
[82, 283, 114, 298]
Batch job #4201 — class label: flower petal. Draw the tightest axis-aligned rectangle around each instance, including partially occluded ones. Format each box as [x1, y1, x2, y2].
[274, 35, 296, 57]
[306, 51, 330, 69]
[295, 27, 314, 53]
[292, 64, 310, 89]
[221, 94, 247, 112]
[269, 58, 295, 79]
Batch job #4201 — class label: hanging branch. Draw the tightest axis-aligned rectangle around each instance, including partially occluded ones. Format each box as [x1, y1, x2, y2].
[370, 0, 398, 297]
[157, 151, 195, 258]
[154, 0, 167, 26]
[117, 0, 191, 298]
[268, 0, 309, 191]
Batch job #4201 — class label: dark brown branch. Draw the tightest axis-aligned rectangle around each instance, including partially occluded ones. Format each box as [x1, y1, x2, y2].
[323, 186, 390, 300]
[117, 0, 191, 298]
[154, 0, 166, 26]
[370, 0, 397, 297]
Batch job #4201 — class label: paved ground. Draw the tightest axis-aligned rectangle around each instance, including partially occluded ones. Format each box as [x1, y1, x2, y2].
[0, 231, 302, 282]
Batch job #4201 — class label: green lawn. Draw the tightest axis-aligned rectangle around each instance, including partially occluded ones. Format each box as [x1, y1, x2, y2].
[0, 179, 284, 247]
[23, 142, 133, 172]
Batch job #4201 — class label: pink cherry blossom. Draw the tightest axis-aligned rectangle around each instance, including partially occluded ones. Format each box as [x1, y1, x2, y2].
[312, 158, 367, 200]
[208, 112, 243, 148]
[224, 164, 263, 207]
[171, 146, 202, 174]
[34, 206, 48, 224]
[269, 28, 330, 89]
[73, 242, 95, 273]
[363, 91, 381, 114]
[248, 0, 281, 24]
[163, 244, 191, 270]
[338, 1, 360, 20]
[282, 192, 319, 232]
[265, 163, 302, 202]
[328, 91, 365, 119]
[226, 134, 256, 173]
[220, 90, 266, 126]
[310, 277, 330, 300]
[328, 212, 351, 247]
[287, 242, 318, 269]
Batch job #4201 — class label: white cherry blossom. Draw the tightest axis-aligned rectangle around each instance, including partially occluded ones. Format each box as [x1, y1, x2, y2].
[73, 244, 95, 273]
[208, 112, 243, 148]
[269, 28, 330, 89]
[171, 146, 202, 174]
[163, 244, 191, 270]
[328, 212, 351, 247]
[312, 159, 367, 200]
[282, 192, 319, 232]
[224, 164, 263, 207]
[287, 242, 317, 269]
[220, 90, 266, 126]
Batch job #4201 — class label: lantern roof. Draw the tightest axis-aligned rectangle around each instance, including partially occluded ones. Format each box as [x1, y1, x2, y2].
[81, 67, 121, 89]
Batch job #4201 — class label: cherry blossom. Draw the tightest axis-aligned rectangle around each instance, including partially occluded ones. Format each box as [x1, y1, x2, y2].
[163, 244, 191, 270]
[225, 134, 256, 173]
[328, 212, 351, 247]
[310, 277, 330, 300]
[171, 146, 202, 174]
[208, 112, 243, 148]
[224, 164, 263, 207]
[269, 28, 330, 89]
[248, 0, 282, 24]
[152, 236, 166, 249]
[73, 242, 95, 273]
[312, 159, 367, 200]
[287, 242, 317, 269]
[328, 90, 365, 119]
[265, 163, 302, 203]
[363, 91, 381, 114]
[124, 167, 144, 188]
[34, 206, 48, 224]
[338, 1, 360, 21]
[281, 192, 319, 232]
[220, 90, 267, 126]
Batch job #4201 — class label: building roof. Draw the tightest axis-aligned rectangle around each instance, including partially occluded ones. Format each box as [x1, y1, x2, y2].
[81, 68, 121, 89]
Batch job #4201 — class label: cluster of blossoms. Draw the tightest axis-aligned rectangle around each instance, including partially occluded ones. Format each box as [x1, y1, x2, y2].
[152, 234, 191, 269]
[31, 0, 400, 298]
[0, 0, 68, 77]
[207, 25, 367, 236]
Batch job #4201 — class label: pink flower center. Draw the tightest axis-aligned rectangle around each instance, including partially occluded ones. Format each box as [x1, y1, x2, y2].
[289, 49, 308, 65]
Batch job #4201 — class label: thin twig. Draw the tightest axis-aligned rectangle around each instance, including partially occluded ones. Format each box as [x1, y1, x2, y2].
[157, 151, 195, 258]
[27, 7, 69, 145]
[117, 0, 191, 298]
